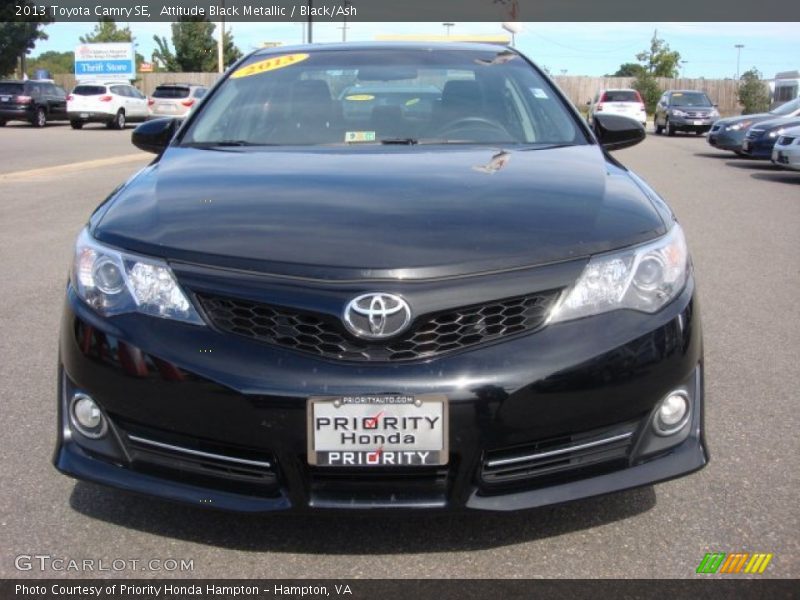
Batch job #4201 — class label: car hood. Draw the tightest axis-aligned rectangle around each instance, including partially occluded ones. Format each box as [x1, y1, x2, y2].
[716, 112, 782, 127]
[93, 145, 667, 280]
[751, 116, 800, 131]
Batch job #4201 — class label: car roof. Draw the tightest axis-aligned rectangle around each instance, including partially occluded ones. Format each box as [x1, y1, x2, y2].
[250, 40, 510, 58]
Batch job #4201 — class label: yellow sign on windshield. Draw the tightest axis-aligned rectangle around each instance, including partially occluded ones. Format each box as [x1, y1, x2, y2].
[345, 94, 376, 101]
[231, 53, 310, 79]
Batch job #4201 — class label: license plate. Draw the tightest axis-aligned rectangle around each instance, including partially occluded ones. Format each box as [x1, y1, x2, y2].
[308, 394, 448, 467]
[693, 120, 703, 125]
[80, 113, 88, 119]
[0, 95, 10, 102]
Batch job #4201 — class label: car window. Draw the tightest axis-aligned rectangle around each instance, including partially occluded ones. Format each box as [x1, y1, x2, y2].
[110, 85, 127, 96]
[153, 86, 191, 99]
[73, 85, 107, 96]
[183, 48, 582, 146]
[54, 86, 67, 98]
[602, 90, 639, 102]
[670, 92, 712, 107]
[131, 87, 145, 99]
[0, 82, 25, 95]
[193, 88, 208, 98]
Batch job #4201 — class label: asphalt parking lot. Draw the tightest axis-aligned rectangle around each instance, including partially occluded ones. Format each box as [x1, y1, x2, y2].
[0, 123, 798, 579]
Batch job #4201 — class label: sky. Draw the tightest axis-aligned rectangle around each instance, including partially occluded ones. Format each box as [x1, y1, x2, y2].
[31, 21, 800, 79]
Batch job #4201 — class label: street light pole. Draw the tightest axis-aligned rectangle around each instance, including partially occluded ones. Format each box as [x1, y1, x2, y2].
[307, 1, 313, 44]
[340, 1, 350, 42]
[735, 44, 744, 80]
[442, 22, 454, 37]
[217, 0, 225, 73]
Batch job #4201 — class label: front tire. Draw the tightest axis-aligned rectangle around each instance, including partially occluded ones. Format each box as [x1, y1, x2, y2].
[666, 119, 676, 137]
[70, 120, 83, 130]
[0, 120, 6, 127]
[655, 118, 663, 135]
[33, 107, 46, 128]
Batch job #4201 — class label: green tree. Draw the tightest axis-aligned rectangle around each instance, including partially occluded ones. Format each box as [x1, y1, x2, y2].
[153, 18, 241, 72]
[636, 30, 681, 78]
[0, 1, 52, 77]
[608, 62, 645, 77]
[632, 71, 662, 114]
[738, 68, 770, 115]
[27, 51, 73, 74]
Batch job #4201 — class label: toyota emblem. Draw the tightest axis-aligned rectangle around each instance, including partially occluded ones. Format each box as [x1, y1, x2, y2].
[343, 293, 412, 339]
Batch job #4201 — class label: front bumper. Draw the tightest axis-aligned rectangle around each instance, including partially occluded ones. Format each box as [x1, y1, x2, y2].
[741, 137, 776, 159]
[55, 277, 706, 513]
[771, 147, 800, 170]
[707, 127, 746, 151]
[670, 116, 714, 132]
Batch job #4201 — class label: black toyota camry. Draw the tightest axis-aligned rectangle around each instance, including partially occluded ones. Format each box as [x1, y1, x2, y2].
[55, 43, 706, 512]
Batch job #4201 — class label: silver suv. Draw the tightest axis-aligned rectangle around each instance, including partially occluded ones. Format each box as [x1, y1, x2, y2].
[147, 84, 208, 119]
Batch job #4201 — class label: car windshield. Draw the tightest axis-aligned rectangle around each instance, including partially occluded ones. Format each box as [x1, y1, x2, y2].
[671, 92, 712, 107]
[153, 86, 191, 99]
[771, 97, 800, 115]
[73, 85, 107, 96]
[602, 90, 639, 102]
[181, 48, 582, 146]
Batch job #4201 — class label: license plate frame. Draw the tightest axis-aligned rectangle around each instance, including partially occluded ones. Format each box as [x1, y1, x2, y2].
[307, 394, 448, 467]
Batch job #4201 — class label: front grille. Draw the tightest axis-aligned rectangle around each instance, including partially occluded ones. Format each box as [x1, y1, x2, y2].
[479, 420, 639, 490]
[197, 290, 560, 362]
[747, 128, 764, 140]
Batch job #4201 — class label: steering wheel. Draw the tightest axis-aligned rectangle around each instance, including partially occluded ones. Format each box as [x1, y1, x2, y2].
[435, 117, 511, 140]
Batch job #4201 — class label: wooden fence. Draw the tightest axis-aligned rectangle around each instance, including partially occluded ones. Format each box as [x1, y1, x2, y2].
[51, 73, 745, 116]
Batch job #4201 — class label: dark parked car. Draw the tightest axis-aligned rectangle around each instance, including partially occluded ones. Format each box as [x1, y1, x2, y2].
[0, 79, 68, 127]
[708, 97, 800, 154]
[654, 90, 719, 136]
[741, 115, 800, 159]
[55, 43, 705, 513]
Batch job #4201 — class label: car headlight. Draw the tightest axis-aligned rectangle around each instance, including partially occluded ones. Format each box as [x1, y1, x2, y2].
[710, 109, 720, 117]
[671, 109, 686, 117]
[549, 224, 688, 324]
[71, 228, 204, 325]
[768, 128, 786, 138]
[726, 120, 751, 131]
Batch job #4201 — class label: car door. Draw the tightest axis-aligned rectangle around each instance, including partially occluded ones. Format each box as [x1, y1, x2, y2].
[49, 84, 68, 119]
[127, 86, 148, 120]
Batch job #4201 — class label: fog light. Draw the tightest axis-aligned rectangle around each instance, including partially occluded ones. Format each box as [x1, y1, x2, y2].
[653, 391, 690, 436]
[69, 393, 108, 439]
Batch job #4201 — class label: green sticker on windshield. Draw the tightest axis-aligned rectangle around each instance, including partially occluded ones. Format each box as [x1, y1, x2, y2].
[345, 131, 376, 143]
[405, 98, 420, 106]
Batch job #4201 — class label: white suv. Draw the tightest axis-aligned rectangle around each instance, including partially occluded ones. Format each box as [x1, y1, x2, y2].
[67, 82, 148, 130]
[587, 89, 647, 129]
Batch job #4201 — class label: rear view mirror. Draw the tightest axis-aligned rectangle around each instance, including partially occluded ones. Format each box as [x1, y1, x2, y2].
[132, 118, 179, 154]
[592, 113, 645, 151]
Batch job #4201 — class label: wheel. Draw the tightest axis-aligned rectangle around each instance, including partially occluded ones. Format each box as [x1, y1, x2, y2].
[666, 119, 676, 137]
[70, 120, 83, 130]
[654, 118, 663, 135]
[0, 120, 6, 127]
[33, 107, 46, 128]
[112, 109, 125, 130]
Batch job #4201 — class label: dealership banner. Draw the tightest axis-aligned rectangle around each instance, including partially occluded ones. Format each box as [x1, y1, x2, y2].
[2, 579, 798, 599]
[7, 0, 796, 22]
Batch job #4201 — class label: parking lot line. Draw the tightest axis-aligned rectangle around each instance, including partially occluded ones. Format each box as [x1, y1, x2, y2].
[0, 153, 149, 181]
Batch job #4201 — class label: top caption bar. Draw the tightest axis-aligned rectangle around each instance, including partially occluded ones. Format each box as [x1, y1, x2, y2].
[8, 0, 798, 22]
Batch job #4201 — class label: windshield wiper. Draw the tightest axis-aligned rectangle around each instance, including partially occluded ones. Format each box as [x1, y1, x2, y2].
[183, 140, 273, 148]
[379, 138, 419, 145]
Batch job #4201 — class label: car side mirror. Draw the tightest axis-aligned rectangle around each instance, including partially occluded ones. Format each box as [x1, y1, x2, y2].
[132, 118, 179, 154]
[592, 113, 645, 151]
[713, 103, 719, 108]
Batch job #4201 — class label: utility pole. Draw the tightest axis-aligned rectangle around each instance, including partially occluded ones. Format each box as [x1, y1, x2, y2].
[307, 1, 313, 44]
[217, 0, 225, 73]
[442, 22, 454, 37]
[339, 1, 350, 42]
[735, 44, 744, 80]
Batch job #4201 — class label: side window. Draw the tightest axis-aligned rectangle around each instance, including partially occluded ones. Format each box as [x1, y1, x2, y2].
[194, 88, 208, 99]
[54, 86, 66, 98]
[132, 87, 145, 99]
[110, 85, 126, 97]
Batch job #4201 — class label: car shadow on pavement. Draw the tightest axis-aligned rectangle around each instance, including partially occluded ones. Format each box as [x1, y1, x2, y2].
[750, 172, 800, 184]
[724, 161, 782, 171]
[68, 481, 656, 553]
[693, 152, 742, 159]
